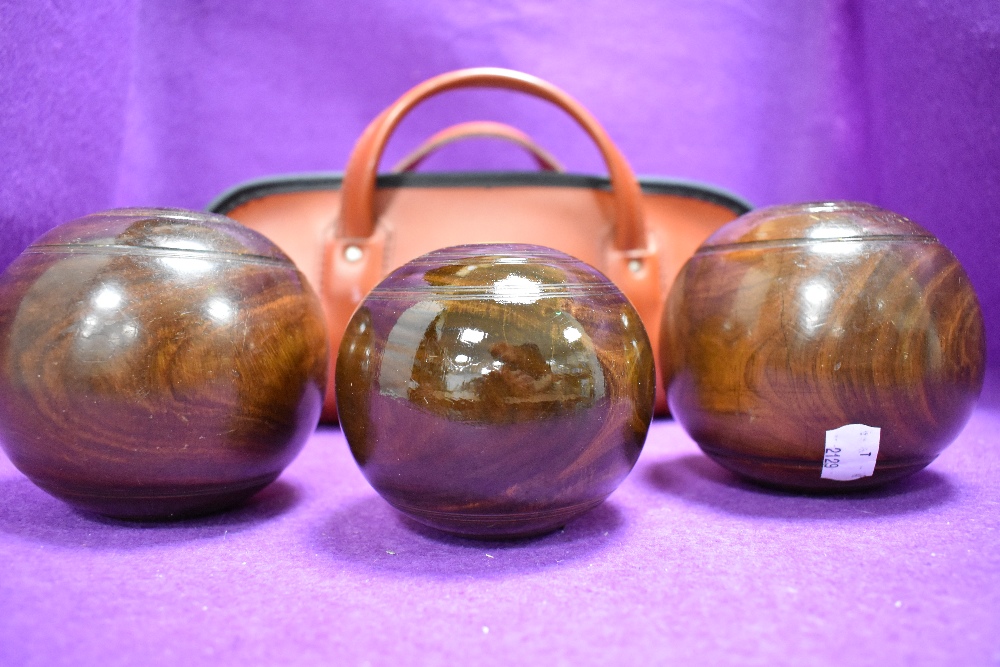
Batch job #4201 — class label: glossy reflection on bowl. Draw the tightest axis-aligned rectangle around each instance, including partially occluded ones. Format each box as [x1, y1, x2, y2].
[661, 202, 986, 491]
[0, 208, 328, 519]
[336, 244, 655, 538]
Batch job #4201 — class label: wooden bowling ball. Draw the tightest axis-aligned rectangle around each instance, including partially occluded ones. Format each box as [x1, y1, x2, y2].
[336, 244, 655, 538]
[661, 201, 986, 490]
[0, 208, 328, 519]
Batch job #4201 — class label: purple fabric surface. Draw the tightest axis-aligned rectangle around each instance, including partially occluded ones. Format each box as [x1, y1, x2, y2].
[2, 373, 998, 666]
[1, 1, 998, 362]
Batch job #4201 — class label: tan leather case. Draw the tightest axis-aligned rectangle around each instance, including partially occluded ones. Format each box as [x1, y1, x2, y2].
[209, 68, 750, 421]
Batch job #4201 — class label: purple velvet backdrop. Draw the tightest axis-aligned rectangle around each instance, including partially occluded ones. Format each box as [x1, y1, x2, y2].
[2, 1, 998, 364]
[2, 2, 999, 665]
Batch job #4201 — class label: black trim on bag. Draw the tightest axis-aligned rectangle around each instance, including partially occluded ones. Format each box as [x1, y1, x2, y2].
[207, 171, 752, 217]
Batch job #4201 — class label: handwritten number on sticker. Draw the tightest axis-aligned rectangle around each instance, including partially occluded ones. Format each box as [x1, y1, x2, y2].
[822, 425, 881, 481]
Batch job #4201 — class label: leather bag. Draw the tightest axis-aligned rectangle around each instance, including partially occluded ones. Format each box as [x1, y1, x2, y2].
[208, 67, 750, 421]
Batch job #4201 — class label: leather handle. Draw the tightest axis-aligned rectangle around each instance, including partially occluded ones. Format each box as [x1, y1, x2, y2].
[339, 67, 647, 252]
[391, 120, 565, 173]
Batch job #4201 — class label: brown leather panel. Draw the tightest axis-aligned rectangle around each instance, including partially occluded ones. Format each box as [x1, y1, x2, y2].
[226, 190, 338, 292]
[226, 183, 740, 420]
[374, 186, 614, 272]
[642, 194, 745, 289]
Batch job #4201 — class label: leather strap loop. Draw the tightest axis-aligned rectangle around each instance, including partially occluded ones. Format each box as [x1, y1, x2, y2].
[338, 67, 647, 252]
[392, 120, 564, 173]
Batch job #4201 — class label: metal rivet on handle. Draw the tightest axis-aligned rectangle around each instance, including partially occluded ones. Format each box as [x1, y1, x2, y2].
[344, 245, 363, 262]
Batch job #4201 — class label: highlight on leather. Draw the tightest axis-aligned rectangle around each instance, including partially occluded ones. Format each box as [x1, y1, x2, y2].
[338, 67, 648, 253]
[391, 120, 565, 173]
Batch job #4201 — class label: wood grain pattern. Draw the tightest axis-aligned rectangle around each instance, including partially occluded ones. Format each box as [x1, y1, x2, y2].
[336, 244, 654, 538]
[0, 209, 328, 519]
[661, 202, 986, 490]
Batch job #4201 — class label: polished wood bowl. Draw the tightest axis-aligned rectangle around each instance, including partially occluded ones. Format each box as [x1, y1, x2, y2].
[0, 208, 328, 519]
[336, 244, 655, 538]
[661, 202, 986, 490]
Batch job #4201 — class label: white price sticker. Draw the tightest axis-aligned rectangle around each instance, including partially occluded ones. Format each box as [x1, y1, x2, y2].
[821, 424, 881, 481]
